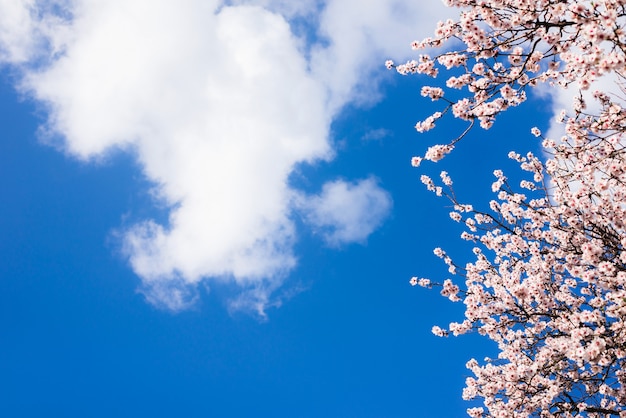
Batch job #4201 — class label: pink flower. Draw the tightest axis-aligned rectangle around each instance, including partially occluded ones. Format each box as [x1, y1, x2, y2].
[398, 0, 626, 414]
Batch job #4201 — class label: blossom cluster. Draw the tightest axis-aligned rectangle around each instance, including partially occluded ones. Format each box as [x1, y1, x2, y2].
[389, 0, 626, 161]
[396, 0, 626, 416]
[419, 139, 626, 416]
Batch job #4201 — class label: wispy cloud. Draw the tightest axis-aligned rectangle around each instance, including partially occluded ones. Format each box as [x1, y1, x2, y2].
[298, 177, 392, 247]
[0, 0, 448, 313]
[361, 128, 392, 142]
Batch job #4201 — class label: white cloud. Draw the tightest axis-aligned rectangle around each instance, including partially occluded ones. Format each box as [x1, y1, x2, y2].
[138, 278, 200, 313]
[311, 0, 451, 111]
[361, 128, 392, 142]
[0, 0, 39, 63]
[225, 0, 320, 19]
[299, 177, 392, 247]
[0, 0, 71, 64]
[541, 73, 625, 142]
[0, 0, 449, 312]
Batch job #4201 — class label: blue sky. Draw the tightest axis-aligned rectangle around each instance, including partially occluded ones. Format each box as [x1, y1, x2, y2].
[0, 1, 553, 417]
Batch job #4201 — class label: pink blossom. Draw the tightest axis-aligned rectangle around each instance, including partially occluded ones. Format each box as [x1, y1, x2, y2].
[396, 0, 626, 414]
[424, 144, 454, 162]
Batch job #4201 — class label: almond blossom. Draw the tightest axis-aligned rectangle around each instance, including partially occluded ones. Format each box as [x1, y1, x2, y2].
[391, 0, 626, 160]
[418, 144, 626, 416]
[392, 0, 626, 416]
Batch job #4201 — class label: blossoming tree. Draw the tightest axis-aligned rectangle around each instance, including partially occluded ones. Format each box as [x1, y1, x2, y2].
[388, 1, 626, 416]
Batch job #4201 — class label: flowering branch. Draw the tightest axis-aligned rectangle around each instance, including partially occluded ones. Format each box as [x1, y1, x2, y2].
[392, 1, 626, 416]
